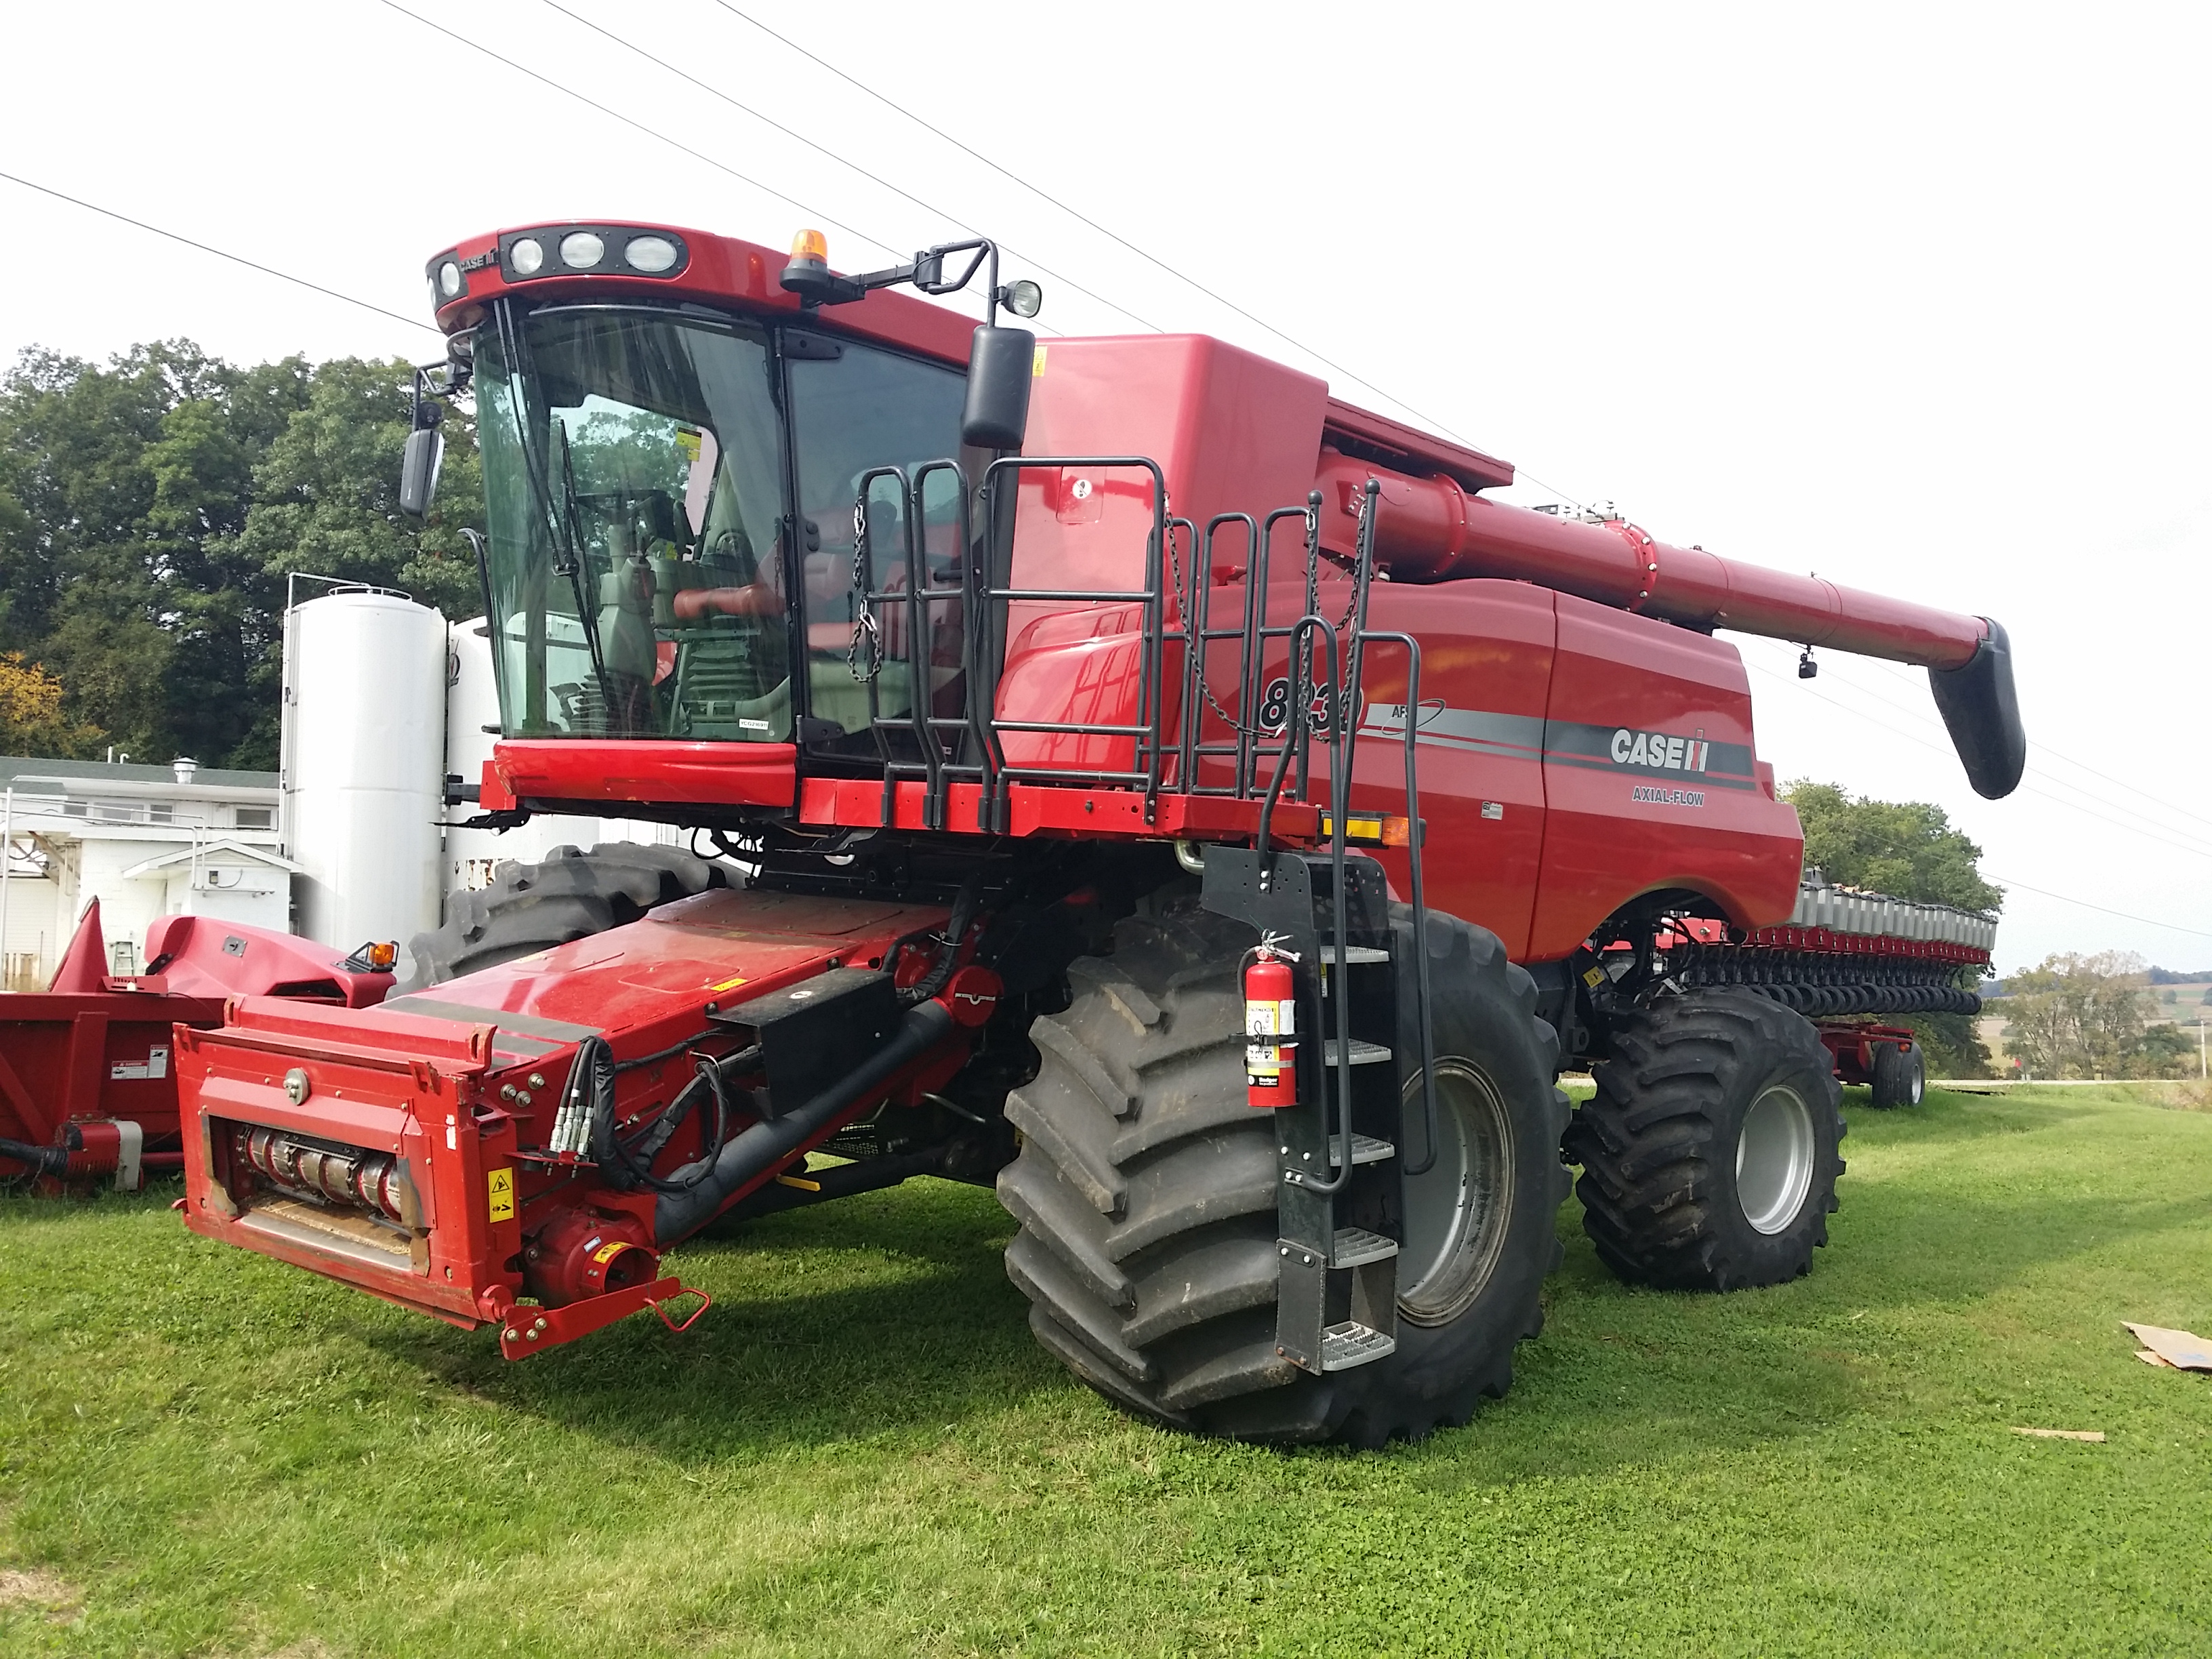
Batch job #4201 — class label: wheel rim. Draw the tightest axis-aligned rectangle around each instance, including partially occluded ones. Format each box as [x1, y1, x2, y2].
[1908, 1052, 1925, 1105]
[1736, 1082, 1816, 1235]
[1397, 1058, 1513, 1326]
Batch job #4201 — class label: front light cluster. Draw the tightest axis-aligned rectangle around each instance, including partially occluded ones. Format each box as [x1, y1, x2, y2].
[425, 227, 691, 314]
[501, 226, 689, 283]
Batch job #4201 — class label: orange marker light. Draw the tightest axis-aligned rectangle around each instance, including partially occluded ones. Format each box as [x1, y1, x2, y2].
[367, 941, 398, 971]
[790, 228, 829, 262]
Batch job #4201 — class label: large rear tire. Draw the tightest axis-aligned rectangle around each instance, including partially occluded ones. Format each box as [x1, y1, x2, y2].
[1565, 989, 1845, 1292]
[398, 842, 731, 989]
[997, 894, 1568, 1446]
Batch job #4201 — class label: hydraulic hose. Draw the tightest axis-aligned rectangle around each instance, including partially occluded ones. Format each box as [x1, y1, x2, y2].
[653, 998, 955, 1245]
[0, 1138, 66, 1178]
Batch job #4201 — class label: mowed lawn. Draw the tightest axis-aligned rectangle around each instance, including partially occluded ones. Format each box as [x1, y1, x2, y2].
[3, 1085, 2209, 1656]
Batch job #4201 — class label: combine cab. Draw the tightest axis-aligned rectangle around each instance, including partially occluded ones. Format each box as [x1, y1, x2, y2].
[174, 222, 2020, 1443]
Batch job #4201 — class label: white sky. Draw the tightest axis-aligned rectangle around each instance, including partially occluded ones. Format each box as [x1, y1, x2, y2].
[2, 0, 2205, 976]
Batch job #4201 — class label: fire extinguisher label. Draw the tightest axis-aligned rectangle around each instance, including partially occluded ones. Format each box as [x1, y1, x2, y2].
[1246, 999, 1294, 1038]
[487, 1166, 514, 1223]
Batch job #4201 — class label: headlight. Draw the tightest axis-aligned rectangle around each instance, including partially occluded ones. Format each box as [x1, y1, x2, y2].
[560, 232, 605, 269]
[624, 234, 678, 273]
[510, 237, 545, 276]
[438, 260, 462, 298]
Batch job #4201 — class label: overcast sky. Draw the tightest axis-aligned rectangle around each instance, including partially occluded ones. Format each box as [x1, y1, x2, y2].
[3, 1, 2205, 975]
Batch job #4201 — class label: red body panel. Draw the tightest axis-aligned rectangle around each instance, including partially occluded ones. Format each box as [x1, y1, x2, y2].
[1529, 596, 1802, 958]
[178, 888, 964, 1328]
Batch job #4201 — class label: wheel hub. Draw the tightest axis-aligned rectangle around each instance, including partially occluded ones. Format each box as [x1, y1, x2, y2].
[1398, 1059, 1513, 1325]
[1736, 1082, 1816, 1234]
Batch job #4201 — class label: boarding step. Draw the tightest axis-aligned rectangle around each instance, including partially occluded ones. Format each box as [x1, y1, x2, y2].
[1329, 1132, 1395, 1168]
[1317, 943, 1391, 965]
[1319, 1320, 1397, 1371]
[1321, 1038, 1392, 1067]
[1331, 1226, 1399, 1267]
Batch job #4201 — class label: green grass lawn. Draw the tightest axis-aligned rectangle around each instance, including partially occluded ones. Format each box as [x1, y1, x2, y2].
[3, 1084, 2209, 1656]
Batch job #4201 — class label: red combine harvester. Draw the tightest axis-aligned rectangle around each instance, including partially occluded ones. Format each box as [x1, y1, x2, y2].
[173, 222, 2022, 1444]
[0, 901, 393, 1189]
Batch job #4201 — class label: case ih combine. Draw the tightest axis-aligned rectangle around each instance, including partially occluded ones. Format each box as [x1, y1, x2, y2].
[172, 222, 2022, 1445]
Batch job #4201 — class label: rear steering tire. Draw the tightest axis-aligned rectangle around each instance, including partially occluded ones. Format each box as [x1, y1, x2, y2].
[1868, 1040, 1926, 1109]
[1565, 989, 1845, 1292]
[996, 895, 1568, 1446]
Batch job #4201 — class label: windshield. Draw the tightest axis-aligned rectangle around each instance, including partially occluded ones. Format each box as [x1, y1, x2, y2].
[477, 308, 793, 741]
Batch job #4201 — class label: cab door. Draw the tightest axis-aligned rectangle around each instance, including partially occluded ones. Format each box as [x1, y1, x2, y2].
[780, 330, 968, 760]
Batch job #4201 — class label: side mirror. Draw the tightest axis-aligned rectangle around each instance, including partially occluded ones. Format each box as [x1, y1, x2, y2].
[400, 426, 445, 518]
[961, 325, 1036, 451]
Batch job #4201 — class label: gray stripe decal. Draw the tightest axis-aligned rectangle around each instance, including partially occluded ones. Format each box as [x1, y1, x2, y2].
[377, 996, 603, 1044]
[1361, 701, 1760, 788]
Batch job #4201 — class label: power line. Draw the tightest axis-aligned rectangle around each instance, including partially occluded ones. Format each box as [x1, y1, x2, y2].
[376, 0, 905, 268]
[1986, 874, 2212, 943]
[1745, 659, 2212, 865]
[704, 0, 1591, 509]
[537, 0, 1157, 333]
[1849, 647, 2211, 836]
[1744, 638, 2212, 857]
[0, 169, 439, 337]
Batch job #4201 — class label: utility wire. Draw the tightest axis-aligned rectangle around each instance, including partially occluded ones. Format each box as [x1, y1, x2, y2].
[377, 0, 904, 267]
[1745, 638, 2212, 853]
[1745, 659, 2212, 865]
[705, 0, 1590, 508]
[0, 168, 440, 336]
[537, 0, 1159, 333]
[1855, 649, 2211, 834]
[1985, 874, 2212, 943]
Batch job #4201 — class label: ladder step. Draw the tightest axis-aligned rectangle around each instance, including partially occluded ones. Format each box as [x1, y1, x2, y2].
[1322, 1038, 1392, 1067]
[1319, 1320, 1397, 1371]
[1332, 1226, 1399, 1267]
[1330, 1132, 1395, 1168]
[1317, 943, 1391, 965]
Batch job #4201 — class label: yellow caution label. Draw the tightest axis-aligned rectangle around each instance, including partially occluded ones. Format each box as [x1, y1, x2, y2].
[592, 1240, 629, 1265]
[708, 975, 748, 993]
[1317, 814, 1387, 844]
[674, 428, 703, 463]
[1032, 345, 1048, 377]
[1583, 966, 1607, 989]
[487, 1166, 514, 1223]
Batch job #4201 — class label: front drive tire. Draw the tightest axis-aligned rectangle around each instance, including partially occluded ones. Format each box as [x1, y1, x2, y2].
[1564, 989, 1845, 1292]
[995, 895, 1568, 1446]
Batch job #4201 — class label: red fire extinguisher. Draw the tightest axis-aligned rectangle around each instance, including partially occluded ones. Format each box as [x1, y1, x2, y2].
[1245, 943, 1298, 1109]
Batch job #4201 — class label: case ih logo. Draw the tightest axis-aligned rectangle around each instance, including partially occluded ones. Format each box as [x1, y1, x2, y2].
[1610, 729, 1711, 773]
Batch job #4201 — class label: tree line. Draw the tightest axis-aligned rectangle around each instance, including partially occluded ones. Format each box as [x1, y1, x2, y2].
[0, 340, 482, 769]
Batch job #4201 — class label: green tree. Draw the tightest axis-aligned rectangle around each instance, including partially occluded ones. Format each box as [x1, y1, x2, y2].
[0, 342, 481, 770]
[2003, 951, 2173, 1078]
[1784, 781, 2002, 912]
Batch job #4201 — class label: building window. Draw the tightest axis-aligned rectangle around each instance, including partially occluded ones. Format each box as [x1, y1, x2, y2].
[234, 806, 272, 830]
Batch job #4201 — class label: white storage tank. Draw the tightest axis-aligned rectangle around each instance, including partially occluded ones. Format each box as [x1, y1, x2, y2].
[282, 589, 448, 951]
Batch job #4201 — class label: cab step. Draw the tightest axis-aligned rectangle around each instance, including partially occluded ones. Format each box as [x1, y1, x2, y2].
[1332, 1226, 1399, 1267]
[1322, 1038, 1392, 1067]
[1320, 1320, 1397, 1370]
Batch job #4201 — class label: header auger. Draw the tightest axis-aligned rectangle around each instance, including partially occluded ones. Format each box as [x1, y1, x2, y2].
[173, 222, 2019, 1445]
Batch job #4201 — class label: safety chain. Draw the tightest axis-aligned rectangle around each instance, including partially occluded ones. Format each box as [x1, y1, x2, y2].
[1163, 499, 1370, 743]
[847, 493, 884, 682]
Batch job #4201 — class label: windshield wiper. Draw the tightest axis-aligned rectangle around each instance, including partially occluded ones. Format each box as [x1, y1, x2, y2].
[552, 422, 615, 709]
